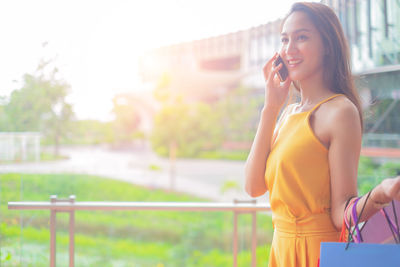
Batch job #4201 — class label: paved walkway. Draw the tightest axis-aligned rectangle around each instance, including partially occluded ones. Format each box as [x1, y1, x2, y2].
[0, 145, 269, 203]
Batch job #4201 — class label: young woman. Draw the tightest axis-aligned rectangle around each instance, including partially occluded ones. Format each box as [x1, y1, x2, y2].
[244, 2, 400, 266]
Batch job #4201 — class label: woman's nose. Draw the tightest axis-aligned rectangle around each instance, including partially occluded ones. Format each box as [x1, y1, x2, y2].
[285, 40, 298, 55]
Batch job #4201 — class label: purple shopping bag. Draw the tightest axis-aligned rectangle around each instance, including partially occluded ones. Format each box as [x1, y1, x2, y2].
[360, 200, 400, 244]
[319, 242, 400, 267]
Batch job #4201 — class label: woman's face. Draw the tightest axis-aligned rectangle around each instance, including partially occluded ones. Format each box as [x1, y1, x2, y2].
[280, 11, 326, 83]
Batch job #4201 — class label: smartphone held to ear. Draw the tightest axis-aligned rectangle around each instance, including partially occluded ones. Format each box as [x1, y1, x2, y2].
[274, 55, 289, 82]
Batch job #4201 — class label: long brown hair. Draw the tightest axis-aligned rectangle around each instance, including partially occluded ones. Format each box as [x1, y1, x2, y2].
[282, 2, 364, 131]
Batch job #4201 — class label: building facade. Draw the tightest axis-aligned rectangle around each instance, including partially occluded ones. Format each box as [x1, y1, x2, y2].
[138, 1, 400, 147]
[324, 0, 400, 140]
[138, 19, 282, 103]
[0, 132, 41, 162]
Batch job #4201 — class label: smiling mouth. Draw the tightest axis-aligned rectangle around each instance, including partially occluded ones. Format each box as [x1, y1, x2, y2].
[287, 59, 303, 67]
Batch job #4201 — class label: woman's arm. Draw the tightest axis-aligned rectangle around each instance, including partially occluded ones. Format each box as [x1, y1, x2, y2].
[328, 100, 362, 230]
[244, 53, 291, 198]
[245, 105, 282, 197]
[328, 100, 400, 229]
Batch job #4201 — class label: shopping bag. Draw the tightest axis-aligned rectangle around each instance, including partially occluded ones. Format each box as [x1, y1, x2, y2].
[320, 193, 400, 266]
[319, 242, 400, 267]
[341, 193, 400, 244]
[360, 200, 400, 243]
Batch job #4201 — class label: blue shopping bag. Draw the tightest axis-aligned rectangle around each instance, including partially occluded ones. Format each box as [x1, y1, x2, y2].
[319, 242, 400, 267]
[320, 193, 400, 267]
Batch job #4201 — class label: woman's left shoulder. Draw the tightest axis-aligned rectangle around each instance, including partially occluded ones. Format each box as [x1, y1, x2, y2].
[325, 95, 361, 131]
[326, 95, 359, 119]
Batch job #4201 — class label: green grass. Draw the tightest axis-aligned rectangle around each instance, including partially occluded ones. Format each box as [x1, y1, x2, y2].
[197, 150, 249, 161]
[39, 152, 69, 161]
[0, 152, 68, 164]
[148, 164, 162, 171]
[1, 156, 392, 266]
[1, 173, 273, 266]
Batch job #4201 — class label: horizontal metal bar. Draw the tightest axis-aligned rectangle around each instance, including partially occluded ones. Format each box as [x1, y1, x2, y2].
[354, 63, 400, 76]
[8, 201, 271, 212]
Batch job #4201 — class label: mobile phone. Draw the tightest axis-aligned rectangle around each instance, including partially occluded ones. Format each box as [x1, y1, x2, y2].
[274, 55, 289, 82]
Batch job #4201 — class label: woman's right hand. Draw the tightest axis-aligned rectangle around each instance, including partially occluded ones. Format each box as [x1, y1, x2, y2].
[262, 53, 292, 109]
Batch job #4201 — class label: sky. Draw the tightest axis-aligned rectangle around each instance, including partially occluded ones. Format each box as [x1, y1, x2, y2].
[0, 0, 307, 121]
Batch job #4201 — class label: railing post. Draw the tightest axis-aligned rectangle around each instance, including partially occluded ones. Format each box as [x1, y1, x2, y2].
[8, 198, 269, 267]
[251, 211, 257, 267]
[233, 199, 257, 267]
[69, 195, 75, 267]
[233, 210, 238, 267]
[49, 195, 75, 267]
[50, 195, 57, 267]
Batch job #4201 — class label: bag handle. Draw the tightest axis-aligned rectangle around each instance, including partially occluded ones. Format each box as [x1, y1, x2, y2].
[345, 193, 400, 245]
[351, 197, 363, 243]
[391, 201, 400, 242]
[345, 190, 372, 249]
[380, 201, 400, 244]
[340, 197, 357, 242]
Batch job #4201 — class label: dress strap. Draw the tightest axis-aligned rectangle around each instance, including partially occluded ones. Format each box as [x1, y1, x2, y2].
[309, 94, 344, 113]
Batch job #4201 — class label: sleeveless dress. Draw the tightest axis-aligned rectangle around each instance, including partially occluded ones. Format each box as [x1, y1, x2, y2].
[265, 94, 344, 267]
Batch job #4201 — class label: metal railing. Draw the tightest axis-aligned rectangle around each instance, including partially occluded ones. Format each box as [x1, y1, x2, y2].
[363, 133, 400, 148]
[8, 195, 271, 267]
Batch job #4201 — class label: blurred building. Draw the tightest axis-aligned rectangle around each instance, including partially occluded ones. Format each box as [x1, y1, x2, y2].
[138, 20, 282, 103]
[326, 0, 400, 75]
[324, 0, 400, 147]
[0, 132, 41, 162]
[138, 0, 400, 148]
[113, 92, 157, 134]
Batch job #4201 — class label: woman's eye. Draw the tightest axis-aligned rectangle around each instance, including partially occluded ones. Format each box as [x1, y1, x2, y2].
[281, 37, 289, 43]
[297, 35, 308, 41]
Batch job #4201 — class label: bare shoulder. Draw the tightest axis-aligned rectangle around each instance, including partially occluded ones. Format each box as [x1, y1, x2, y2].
[321, 95, 361, 134]
[326, 95, 359, 120]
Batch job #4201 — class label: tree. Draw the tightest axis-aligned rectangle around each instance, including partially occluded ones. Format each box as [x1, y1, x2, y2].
[0, 98, 11, 131]
[151, 97, 223, 158]
[67, 120, 115, 145]
[216, 85, 263, 143]
[151, 96, 223, 190]
[2, 62, 74, 155]
[112, 94, 142, 146]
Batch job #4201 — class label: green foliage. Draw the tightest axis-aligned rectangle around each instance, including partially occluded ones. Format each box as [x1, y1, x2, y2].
[148, 164, 162, 171]
[198, 150, 249, 161]
[379, 161, 400, 176]
[112, 94, 143, 144]
[63, 120, 115, 145]
[40, 152, 69, 161]
[132, 130, 146, 140]
[0, 104, 10, 131]
[153, 72, 172, 103]
[150, 83, 262, 158]
[151, 97, 223, 157]
[220, 180, 240, 194]
[0, 152, 69, 164]
[357, 156, 400, 194]
[1, 72, 73, 132]
[215, 85, 263, 142]
[0, 63, 74, 155]
[1, 173, 273, 266]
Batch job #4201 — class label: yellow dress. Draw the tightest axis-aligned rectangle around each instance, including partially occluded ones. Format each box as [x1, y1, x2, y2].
[265, 94, 344, 267]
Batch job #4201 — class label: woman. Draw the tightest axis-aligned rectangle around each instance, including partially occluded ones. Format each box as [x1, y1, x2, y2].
[244, 2, 400, 267]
